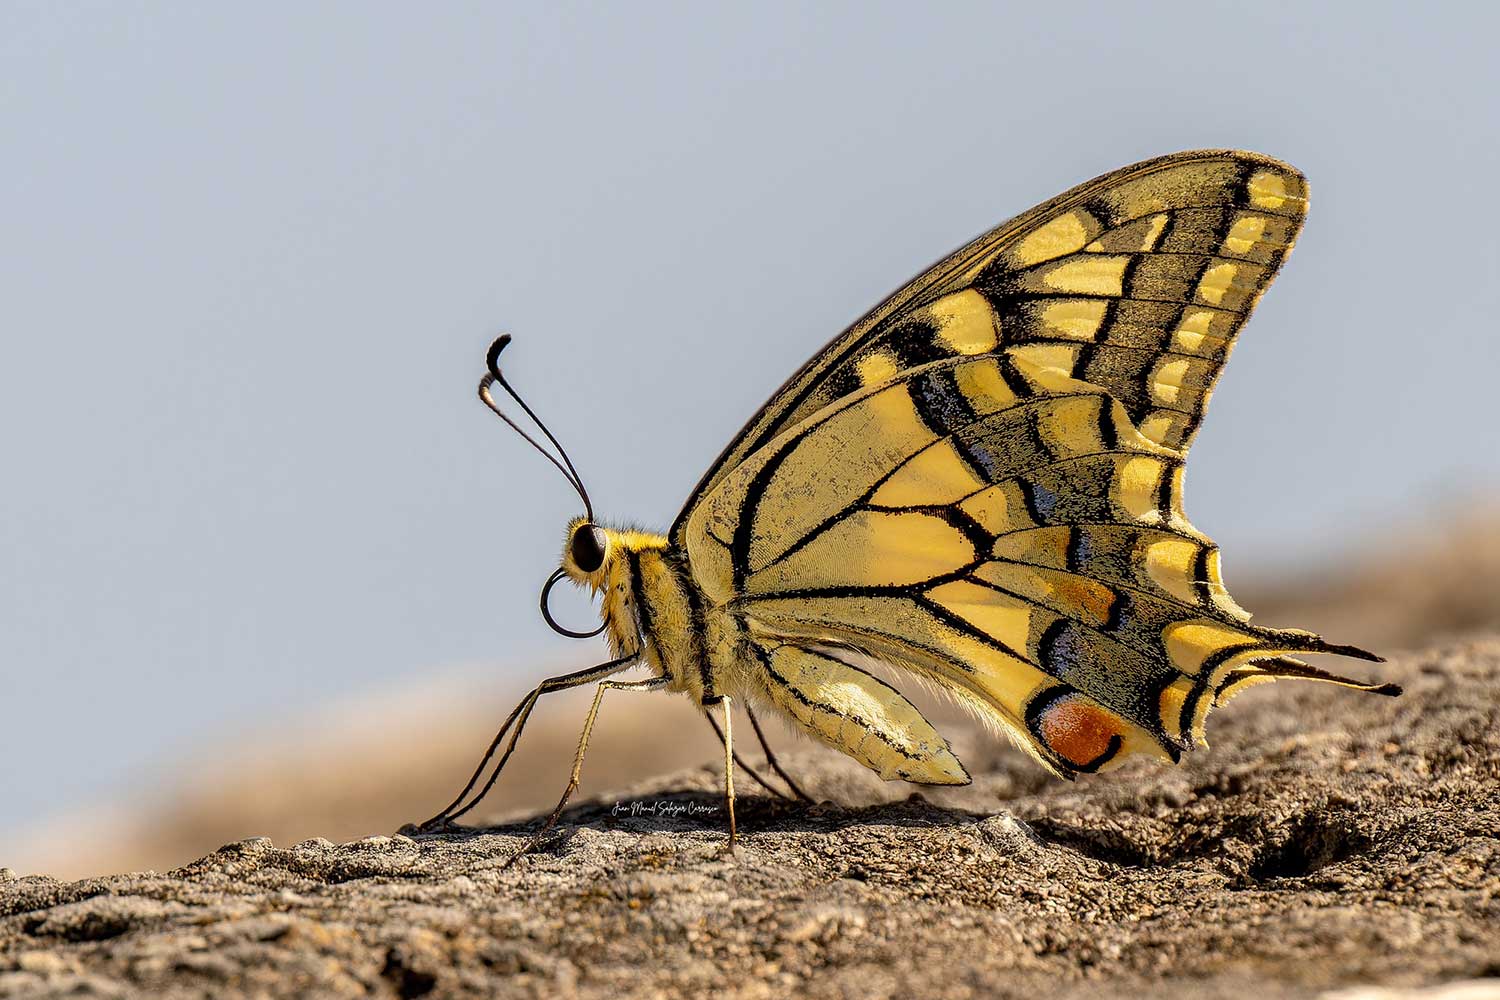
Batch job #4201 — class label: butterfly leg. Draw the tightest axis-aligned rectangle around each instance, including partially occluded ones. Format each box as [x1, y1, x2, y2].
[504, 674, 669, 868]
[701, 708, 793, 801]
[701, 694, 737, 852]
[745, 703, 815, 803]
[413, 654, 636, 831]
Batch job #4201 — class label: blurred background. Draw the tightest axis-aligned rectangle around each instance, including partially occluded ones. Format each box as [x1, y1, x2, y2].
[3, 3, 1497, 878]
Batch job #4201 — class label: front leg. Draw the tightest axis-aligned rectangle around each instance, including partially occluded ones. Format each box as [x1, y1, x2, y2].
[504, 673, 668, 868]
[701, 694, 737, 852]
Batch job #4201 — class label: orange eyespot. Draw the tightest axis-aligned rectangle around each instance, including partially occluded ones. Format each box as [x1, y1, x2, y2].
[569, 523, 607, 573]
[1032, 691, 1124, 771]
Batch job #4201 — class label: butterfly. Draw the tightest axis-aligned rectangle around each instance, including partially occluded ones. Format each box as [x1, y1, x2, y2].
[416, 150, 1398, 858]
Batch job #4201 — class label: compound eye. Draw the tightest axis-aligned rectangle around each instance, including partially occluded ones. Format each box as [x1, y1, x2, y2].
[570, 524, 607, 573]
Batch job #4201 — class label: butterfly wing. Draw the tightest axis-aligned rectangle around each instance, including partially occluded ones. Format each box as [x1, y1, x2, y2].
[675, 151, 1390, 778]
[685, 353, 1388, 777]
[672, 149, 1310, 547]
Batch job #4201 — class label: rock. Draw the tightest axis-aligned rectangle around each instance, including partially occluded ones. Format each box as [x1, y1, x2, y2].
[2, 638, 1498, 999]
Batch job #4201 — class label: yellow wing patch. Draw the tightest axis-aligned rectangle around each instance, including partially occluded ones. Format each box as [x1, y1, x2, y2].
[751, 642, 968, 785]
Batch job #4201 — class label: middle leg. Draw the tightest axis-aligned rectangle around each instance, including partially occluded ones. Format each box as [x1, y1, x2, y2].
[702, 694, 737, 852]
[702, 708, 792, 801]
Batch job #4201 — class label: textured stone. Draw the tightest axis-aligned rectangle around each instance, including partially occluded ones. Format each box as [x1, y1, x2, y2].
[2, 639, 1498, 999]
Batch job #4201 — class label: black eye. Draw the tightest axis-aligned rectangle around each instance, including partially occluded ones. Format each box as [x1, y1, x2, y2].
[570, 524, 607, 573]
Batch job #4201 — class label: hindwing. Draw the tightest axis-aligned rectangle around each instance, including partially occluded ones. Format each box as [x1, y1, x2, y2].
[683, 353, 1388, 777]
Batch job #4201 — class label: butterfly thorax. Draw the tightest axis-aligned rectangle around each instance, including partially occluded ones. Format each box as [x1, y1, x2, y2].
[563, 520, 723, 700]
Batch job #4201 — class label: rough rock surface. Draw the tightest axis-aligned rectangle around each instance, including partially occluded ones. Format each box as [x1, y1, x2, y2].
[3, 638, 1498, 999]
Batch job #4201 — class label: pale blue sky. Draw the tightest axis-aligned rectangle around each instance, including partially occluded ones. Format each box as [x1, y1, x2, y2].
[2, 3, 1496, 843]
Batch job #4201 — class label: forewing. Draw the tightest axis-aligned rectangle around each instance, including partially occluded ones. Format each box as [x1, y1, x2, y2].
[672, 149, 1308, 547]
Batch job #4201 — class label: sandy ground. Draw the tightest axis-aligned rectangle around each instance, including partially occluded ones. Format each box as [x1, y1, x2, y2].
[1, 634, 1497, 998]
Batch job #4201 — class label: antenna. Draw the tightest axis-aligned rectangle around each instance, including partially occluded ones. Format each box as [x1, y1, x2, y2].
[478, 335, 594, 521]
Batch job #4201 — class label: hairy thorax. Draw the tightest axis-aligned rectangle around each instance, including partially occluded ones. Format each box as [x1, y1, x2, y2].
[588, 526, 744, 704]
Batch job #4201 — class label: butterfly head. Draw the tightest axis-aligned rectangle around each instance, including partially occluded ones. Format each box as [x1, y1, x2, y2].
[562, 516, 611, 584]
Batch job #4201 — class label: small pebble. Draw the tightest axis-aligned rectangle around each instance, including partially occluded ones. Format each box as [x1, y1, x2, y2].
[221, 836, 273, 855]
[17, 951, 68, 975]
[350, 835, 393, 849]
